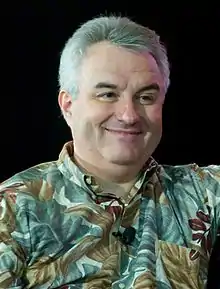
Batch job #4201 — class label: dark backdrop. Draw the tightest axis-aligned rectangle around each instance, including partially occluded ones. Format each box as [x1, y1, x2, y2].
[1, 2, 219, 181]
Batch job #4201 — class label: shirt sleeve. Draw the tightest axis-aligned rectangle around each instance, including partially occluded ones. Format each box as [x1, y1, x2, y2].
[0, 189, 28, 288]
[201, 165, 220, 239]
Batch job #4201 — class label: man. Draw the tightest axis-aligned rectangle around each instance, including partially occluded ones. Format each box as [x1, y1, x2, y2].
[0, 15, 219, 289]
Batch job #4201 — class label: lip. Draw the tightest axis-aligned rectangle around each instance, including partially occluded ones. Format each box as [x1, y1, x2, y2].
[105, 128, 142, 135]
[105, 128, 142, 143]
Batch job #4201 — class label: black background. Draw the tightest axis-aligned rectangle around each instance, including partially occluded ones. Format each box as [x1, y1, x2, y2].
[1, 2, 220, 181]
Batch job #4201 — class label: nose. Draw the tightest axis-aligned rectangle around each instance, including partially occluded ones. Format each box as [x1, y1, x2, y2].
[116, 98, 140, 125]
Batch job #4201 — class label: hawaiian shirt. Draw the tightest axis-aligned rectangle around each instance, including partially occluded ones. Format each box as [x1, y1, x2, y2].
[0, 141, 219, 288]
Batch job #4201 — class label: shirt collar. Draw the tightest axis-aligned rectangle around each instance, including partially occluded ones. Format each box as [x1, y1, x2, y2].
[57, 141, 159, 199]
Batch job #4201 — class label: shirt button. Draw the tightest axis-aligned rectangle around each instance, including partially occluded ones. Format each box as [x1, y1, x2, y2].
[85, 177, 92, 185]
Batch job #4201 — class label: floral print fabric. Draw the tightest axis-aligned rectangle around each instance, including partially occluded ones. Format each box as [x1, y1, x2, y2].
[0, 141, 219, 288]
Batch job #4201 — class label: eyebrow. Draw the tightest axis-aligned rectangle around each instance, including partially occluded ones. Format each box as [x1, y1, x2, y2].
[94, 82, 160, 93]
[94, 82, 118, 89]
[136, 83, 160, 94]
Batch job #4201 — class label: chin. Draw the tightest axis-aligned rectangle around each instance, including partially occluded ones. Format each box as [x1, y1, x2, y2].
[104, 151, 142, 166]
[100, 142, 154, 166]
[110, 159, 139, 166]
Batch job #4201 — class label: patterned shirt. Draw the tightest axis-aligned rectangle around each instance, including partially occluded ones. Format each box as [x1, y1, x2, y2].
[0, 141, 219, 289]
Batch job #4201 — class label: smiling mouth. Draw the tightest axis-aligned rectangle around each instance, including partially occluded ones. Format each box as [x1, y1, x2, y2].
[105, 128, 142, 135]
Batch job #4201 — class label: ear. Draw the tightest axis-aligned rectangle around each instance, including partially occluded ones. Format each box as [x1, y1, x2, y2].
[58, 90, 73, 119]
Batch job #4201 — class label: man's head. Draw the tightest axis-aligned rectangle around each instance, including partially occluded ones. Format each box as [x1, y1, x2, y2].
[58, 16, 170, 181]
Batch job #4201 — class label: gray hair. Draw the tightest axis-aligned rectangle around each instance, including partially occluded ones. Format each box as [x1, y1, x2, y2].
[58, 15, 170, 98]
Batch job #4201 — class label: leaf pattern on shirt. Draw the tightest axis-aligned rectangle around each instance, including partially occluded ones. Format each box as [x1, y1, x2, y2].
[84, 241, 121, 289]
[159, 240, 204, 289]
[132, 271, 156, 289]
[0, 142, 219, 288]
[20, 179, 54, 201]
[188, 208, 212, 260]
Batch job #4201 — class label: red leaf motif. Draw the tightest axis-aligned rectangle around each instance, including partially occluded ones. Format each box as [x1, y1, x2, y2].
[192, 233, 203, 241]
[189, 249, 200, 261]
[196, 210, 210, 223]
[9, 194, 16, 203]
[188, 218, 206, 231]
[106, 206, 122, 218]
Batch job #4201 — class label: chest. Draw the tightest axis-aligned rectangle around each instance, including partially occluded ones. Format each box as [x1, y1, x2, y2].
[24, 192, 209, 288]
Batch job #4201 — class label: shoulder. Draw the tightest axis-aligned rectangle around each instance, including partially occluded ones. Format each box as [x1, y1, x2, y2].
[0, 160, 62, 201]
[155, 163, 220, 211]
[158, 163, 220, 187]
[157, 163, 220, 221]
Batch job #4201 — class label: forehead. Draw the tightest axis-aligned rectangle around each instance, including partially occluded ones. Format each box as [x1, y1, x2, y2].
[79, 42, 164, 90]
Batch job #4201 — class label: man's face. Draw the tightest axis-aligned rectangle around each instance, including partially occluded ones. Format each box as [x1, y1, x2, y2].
[60, 42, 165, 167]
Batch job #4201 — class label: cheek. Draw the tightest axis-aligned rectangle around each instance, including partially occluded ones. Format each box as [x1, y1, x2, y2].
[84, 103, 113, 127]
[145, 105, 163, 127]
[70, 108, 108, 137]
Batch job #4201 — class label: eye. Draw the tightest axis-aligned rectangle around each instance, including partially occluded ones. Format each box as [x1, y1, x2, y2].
[96, 92, 118, 102]
[138, 94, 155, 105]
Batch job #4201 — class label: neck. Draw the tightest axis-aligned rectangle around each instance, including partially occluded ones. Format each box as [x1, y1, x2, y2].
[74, 154, 141, 199]
[73, 152, 143, 184]
[96, 176, 138, 198]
